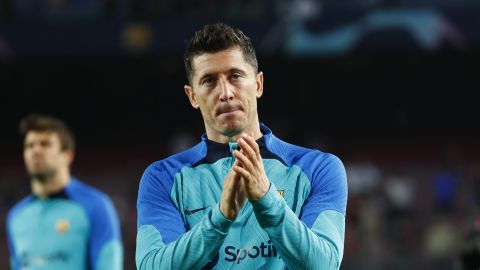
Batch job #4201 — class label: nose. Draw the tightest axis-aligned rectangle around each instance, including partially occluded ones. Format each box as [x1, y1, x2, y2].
[219, 76, 234, 102]
[30, 143, 44, 154]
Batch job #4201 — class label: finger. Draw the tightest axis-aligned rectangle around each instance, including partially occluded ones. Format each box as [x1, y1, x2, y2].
[233, 149, 254, 174]
[220, 170, 241, 219]
[237, 137, 258, 164]
[236, 193, 246, 209]
[223, 170, 239, 197]
[232, 158, 241, 168]
[241, 133, 261, 159]
[232, 164, 251, 181]
[233, 150, 255, 174]
[235, 179, 247, 208]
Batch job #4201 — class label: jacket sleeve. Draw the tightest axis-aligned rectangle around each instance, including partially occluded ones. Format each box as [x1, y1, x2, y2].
[136, 162, 232, 270]
[88, 192, 124, 270]
[252, 153, 348, 270]
[6, 210, 20, 270]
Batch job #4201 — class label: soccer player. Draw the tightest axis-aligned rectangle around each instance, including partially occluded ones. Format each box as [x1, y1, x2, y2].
[6, 114, 123, 270]
[136, 23, 348, 269]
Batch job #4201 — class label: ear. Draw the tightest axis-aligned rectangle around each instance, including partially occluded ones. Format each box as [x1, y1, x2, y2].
[63, 149, 74, 166]
[184, 85, 199, 109]
[255, 71, 264, 99]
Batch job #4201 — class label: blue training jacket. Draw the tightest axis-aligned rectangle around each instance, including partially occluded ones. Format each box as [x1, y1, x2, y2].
[136, 123, 348, 269]
[7, 177, 123, 270]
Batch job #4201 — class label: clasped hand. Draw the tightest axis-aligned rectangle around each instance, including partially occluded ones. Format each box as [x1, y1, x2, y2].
[220, 133, 270, 220]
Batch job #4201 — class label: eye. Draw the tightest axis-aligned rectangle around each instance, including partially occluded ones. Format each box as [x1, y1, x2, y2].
[40, 140, 51, 147]
[230, 73, 244, 83]
[201, 77, 215, 87]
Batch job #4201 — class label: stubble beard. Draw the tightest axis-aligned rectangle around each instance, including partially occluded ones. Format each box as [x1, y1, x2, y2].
[28, 168, 56, 183]
[219, 119, 246, 138]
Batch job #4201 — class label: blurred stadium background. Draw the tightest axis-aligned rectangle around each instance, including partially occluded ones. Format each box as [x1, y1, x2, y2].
[1, 0, 479, 269]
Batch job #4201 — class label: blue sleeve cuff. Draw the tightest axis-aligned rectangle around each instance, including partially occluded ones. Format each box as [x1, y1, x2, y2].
[251, 183, 286, 227]
[210, 204, 233, 233]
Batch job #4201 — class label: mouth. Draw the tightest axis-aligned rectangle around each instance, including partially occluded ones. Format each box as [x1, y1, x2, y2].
[218, 109, 240, 116]
[30, 157, 46, 166]
[216, 105, 243, 116]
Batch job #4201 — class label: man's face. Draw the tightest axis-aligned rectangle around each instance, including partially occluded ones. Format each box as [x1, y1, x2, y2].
[185, 47, 263, 139]
[23, 131, 72, 181]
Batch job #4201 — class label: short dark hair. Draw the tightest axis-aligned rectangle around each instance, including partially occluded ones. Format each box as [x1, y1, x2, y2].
[184, 23, 258, 84]
[19, 114, 75, 151]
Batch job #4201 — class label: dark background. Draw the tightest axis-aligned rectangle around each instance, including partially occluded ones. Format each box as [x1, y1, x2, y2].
[1, 0, 479, 269]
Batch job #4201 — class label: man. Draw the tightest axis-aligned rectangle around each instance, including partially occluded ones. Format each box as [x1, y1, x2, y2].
[6, 114, 123, 270]
[136, 23, 347, 269]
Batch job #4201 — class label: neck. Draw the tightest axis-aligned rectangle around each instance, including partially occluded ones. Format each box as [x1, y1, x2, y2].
[31, 168, 71, 198]
[207, 120, 263, 144]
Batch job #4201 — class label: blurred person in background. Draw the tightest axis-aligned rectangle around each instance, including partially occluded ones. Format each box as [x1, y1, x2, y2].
[136, 23, 348, 269]
[457, 229, 480, 270]
[6, 114, 123, 270]
[456, 209, 480, 270]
